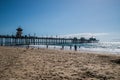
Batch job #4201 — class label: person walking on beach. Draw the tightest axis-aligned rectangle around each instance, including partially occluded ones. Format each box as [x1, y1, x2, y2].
[70, 45, 72, 50]
[74, 45, 77, 51]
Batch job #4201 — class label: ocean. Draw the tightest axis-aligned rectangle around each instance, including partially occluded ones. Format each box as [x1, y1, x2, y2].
[77, 42, 120, 54]
[30, 42, 120, 54]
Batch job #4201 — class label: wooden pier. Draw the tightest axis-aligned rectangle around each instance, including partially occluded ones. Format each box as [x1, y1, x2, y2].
[0, 35, 73, 46]
[0, 27, 99, 50]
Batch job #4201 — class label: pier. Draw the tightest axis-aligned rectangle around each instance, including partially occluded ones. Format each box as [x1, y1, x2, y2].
[0, 35, 72, 46]
[0, 27, 99, 50]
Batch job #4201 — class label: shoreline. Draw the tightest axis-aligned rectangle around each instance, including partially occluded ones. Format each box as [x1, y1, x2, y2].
[21, 45, 120, 55]
[2, 45, 120, 55]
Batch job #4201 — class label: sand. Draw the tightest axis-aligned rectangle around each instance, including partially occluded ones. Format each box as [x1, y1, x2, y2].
[0, 46, 120, 80]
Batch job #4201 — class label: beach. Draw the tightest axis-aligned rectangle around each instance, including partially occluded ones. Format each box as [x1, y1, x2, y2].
[0, 46, 120, 80]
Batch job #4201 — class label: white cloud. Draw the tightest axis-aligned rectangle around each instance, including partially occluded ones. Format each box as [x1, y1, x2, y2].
[58, 33, 109, 38]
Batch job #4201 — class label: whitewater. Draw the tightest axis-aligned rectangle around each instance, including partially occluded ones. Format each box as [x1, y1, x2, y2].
[29, 41, 120, 54]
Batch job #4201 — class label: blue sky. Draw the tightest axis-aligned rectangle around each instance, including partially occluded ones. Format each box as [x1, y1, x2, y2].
[0, 0, 120, 41]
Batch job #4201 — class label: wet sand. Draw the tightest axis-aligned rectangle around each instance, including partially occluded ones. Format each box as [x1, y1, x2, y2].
[0, 46, 120, 80]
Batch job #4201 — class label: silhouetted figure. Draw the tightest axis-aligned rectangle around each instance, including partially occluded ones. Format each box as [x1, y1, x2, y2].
[70, 45, 72, 50]
[74, 45, 77, 51]
[46, 45, 48, 48]
[62, 45, 64, 50]
[26, 45, 29, 49]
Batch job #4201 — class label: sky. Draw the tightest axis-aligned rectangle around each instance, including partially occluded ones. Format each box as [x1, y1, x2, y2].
[0, 0, 120, 41]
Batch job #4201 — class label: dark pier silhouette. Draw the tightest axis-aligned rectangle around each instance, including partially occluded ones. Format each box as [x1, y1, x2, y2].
[0, 27, 99, 50]
[0, 35, 73, 46]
